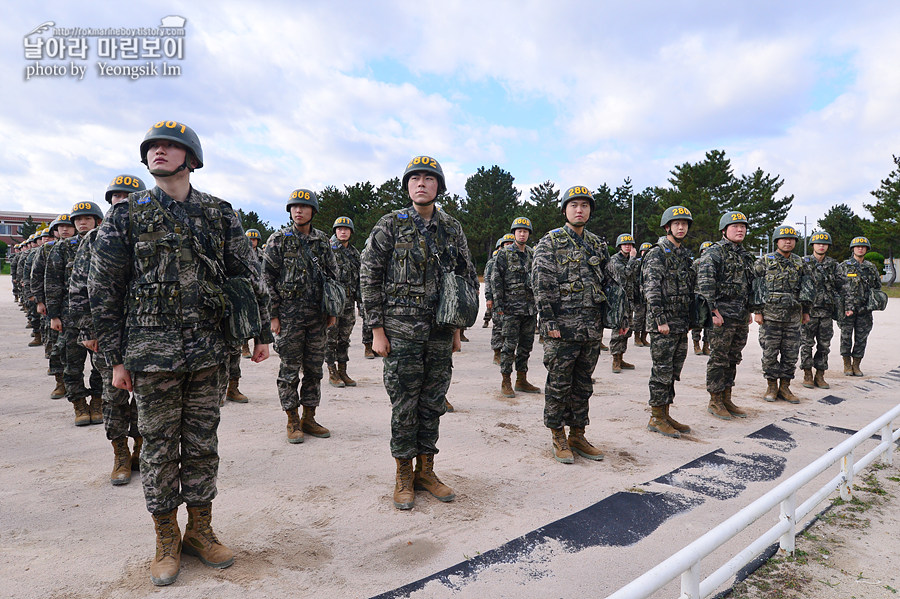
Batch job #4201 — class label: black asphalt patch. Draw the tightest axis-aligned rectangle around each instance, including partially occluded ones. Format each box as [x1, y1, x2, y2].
[652, 449, 787, 500]
[746, 423, 797, 452]
[818, 394, 846, 405]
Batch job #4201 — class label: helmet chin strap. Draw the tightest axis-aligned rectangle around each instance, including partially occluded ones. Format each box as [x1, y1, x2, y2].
[148, 153, 194, 177]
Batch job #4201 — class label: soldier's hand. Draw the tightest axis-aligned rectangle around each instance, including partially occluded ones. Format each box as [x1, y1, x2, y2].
[629, 248, 637, 258]
[251, 342, 270, 363]
[802, 313, 810, 325]
[547, 329, 561, 338]
[373, 328, 390, 357]
[112, 364, 133, 392]
[270, 317, 281, 336]
[452, 329, 462, 353]
[754, 313, 764, 325]
[50, 317, 62, 332]
[845, 309, 853, 317]
[326, 315, 337, 328]
[82, 339, 99, 352]
[37, 302, 46, 315]
[712, 309, 724, 327]
[619, 327, 629, 336]
[658, 323, 670, 335]
[486, 300, 493, 310]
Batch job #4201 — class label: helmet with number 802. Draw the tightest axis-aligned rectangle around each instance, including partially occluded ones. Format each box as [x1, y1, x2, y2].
[70, 201, 105, 221]
[718, 211, 749, 232]
[660, 205, 693, 228]
[510, 216, 533, 233]
[333, 216, 355, 232]
[772, 225, 800, 241]
[140, 120, 203, 170]
[402, 156, 446, 194]
[809, 231, 832, 246]
[105, 174, 147, 203]
[286, 188, 319, 213]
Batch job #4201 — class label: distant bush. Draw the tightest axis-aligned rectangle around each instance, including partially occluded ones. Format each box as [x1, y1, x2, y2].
[865, 251, 885, 275]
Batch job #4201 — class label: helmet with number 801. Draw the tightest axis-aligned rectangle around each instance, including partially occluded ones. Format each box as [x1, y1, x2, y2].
[402, 156, 446, 194]
[140, 120, 203, 171]
[660, 205, 693, 228]
[286, 189, 319, 213]
[105, 174, 147, 203]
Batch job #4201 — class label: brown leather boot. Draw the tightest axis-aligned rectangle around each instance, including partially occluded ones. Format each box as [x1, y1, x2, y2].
[707, 391, 732, 420]
[802, 368, 814, 389]
[226, 378, 249, 403]
[182, 504, 234, 569]
[327, 363, 345, 388]
[567, 427, 604, 461]
[500, 373, 515, 397]
[551, 428, 574, 464]
[620, 355, 635, 370]
[721, 388, 747, 418]
[111, 437, 132, 486]
[131, 437, 143, 471]
[482, 319, 490, 328]
[414, 454, 456, 502]
[28, 330, 42, 347]
[702, 341, 710, 355]
[444, 399, 455, 413]
[843, 356, 853, 375]
[599, 338, 608, 351]
[393, 458, 415, 510]
[89, 394, 103, 424]
[814, 369, 830, 389]
[50, 374, 66, 399]
[150, 509, 181, 586]
[285, 408, 304, 444]
[640, 332, 649, 346]
[493, 349, 501, 364]
[459, 330, 469, 342]
[612, 354, 622, 373]
[664, 404, 692, 434]
[763, 379, 778, 402]
[514, 371, 541, 393]
[648, 405, 680, 438]
[693, 339, 702, 355]
[337, 363, 357, 387]
[632, 333, 644, 347]
[240, 341, 251, 358]
[778, 379, 800, 404]
[364, 343, 376, 359]
[73, 398, 91, 427]
[851, 357, 864, 377]
[300, 406, 330, 438]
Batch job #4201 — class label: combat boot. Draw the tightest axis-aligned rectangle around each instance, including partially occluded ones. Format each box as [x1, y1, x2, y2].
[300, 406, 330, 438]
[500, 373, 515, 397]
[632, 334, 644, 347]
[620, 356, 635, 370]
[664, 404, 692, 434]
[50, 373, 66, 399]
[599, 338, 609, 351]
[707, 391, 732, 421]
[567, 427, 604, 461]
[851, 357, 864, 377]
[802, 368, 814, 389]
[842, 355, 853, 375]
[414, 454, 456, 502]
[88, 394, 103, 424]
[551, 428, 574, 464]
[393, 458, 415, 510]
[182, 504, 234, 569]
[110, 437, 132, 486]
[640, 332, 650, 346]
[693, 339, 702, 355]
[612, 354, 622, 373]
[28, 330, 42, 347]
[647, 406, 681, 438]
[778, 379, 800, 404]
[721, 387, 747, 418]
[285, 408, 304, 444]
[337, 362, 357, 387]
[150, 509, 181, 586]
[763, 379, 778, 402]
[444, 399, 455, 413]
[459, 330, 469, 342]
[327, 363, 345, 388]
[702, 341, 710, 355]
[73, 398, 91, 427]
[364, 343, 376, 359]
[814, 369, 830, 389]
[226, 379, 249, 403]
[131, 437, 143, 471]
[240, 341, 251, 358]
[493, 349, 501, 364]
[514, 371, 541, 393]
[482, 319, 490, 328]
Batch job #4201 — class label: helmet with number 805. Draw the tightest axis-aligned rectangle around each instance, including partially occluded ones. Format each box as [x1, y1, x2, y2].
[660, 205, 693, 228]
[718, 211, 749, 232]
[286, 189, 319, 213]
[70, 201, 105, 221]
[140, 120, 203, 172]
[105, 174, 147, 203]
[402, 156, 446, 194]
[333, 216, 355, 232]
[772, 225, 800, 241]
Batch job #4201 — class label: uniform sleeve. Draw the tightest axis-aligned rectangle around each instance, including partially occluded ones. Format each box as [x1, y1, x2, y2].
[44, 245, 66, 320]
[491, 250, 507, 311]
[263, 233, 284, 319]
[452, 221, 478, 291]
[89, 203, 133, 367]
[30, 248, 47, 305]
[68, 238, 94, 335]
[531, 235, 560, 332]
[641, 248, 666, 326]
[696, 251, 718, 312]
[359, 216, 394, 330]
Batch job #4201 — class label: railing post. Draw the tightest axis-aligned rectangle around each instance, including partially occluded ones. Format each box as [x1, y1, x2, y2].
[779, 492, 796, 555]
[881, 421, 894, 466]
[840, 449, 854, 501]
[680, 562, 700, 599]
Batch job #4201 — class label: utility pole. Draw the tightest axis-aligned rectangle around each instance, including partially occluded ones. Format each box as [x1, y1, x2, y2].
[630, 191, 634, 238]
[796, 216, 809, 257]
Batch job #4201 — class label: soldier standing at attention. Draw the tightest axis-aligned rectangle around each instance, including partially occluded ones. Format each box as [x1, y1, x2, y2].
[642, 206, 696, 438]
[360, 156, 477, 510]
[839, 236, 882, 376]
[485, 234, 515, 364]
[696, 212, 755, 420]
[492, 217, 541, 397]
[751, 225, 812, 403]
[532, 185, 622, 464]
[608, 233, 640, 373]
[691, 241, 714, 355]
[264, 189, 339, 443]
[239, 228, 265, 359]
[631, 242, 652, 347]
[91, 121, 272, 586]
[800, 231, 841, 388]
[326, 217, 361, 388]
[23, 233, 45, 346]
[34, 216, 74, 400]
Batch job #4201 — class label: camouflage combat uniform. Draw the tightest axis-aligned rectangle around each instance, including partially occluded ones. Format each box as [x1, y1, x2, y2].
[22, 247, 41, 333]
[800, 255, 841, 371]
[90, 187, 273, 515]
[608, 250, 639, 355]
[31, 239, 64, 374]
[228, 242, 264, 377]
[491, 243, 537, 375]
[360, 206, 476, 458]
[839, 258, 881, 359]
[325, 235, 361, 365]
[484, 249, 504, 352]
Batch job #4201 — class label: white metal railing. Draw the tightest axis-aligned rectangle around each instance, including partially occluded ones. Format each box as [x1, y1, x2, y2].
[606, 402, 900, 599]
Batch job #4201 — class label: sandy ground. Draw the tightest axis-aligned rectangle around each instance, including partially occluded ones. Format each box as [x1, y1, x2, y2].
[1, 273, 899, 599]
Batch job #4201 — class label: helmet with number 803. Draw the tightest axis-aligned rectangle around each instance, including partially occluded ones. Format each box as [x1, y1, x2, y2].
[700, 241, 713, 252]
[510, 216, 533, 233]
[402, 156, 446, 194]
[849, 236, 871, 249]
[332, 216, 355, 232]
[660, 205, 693, 228]
[616, 233, 635, 247]
[49, 214, 73, 233]
[70, 201, 104, 221]
[718, 210, 749, 231]
[772, 225, 800, 241]
[809, 231, 832, 246]
[561, 185, 594, 213]
[245, 229, 261, 240]
[140, 120, 204, 171]
[105, 174, 147, 203]
[286, 188, 319, 213]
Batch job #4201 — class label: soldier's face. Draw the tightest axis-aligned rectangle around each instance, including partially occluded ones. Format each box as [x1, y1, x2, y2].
[514, 228, 530, 244]
[110, 192, 129, 205]
[619, 243, 634, 255]
[776, 238, 796, 253]
[812, 243, 829, 255]
[290, 205, 314, 226]
[74, 215, 97, 233]
[853, 246, 868, 258]
[724, 223, 746, 243]
[408, 173, 438, 205]
[667, 219, 690, 240]
[565, 199, 591, 226]
[502, 241, 514, 249]
[249, 238, 259, 248]
[146, 140, 191, 174]
[56, 224, 76, 239]
[335, 226, 352, 242]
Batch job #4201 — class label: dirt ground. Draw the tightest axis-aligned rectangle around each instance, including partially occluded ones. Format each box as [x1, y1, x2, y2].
[1, 273, 898, 599]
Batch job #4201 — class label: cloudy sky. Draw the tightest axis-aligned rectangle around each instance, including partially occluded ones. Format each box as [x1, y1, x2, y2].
[4, 1, 899, 233]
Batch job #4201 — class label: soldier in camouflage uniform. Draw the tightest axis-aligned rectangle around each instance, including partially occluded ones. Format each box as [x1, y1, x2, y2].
[90, 121, 272, 586]
[642, 206, 696, 438]
[492, 217, 540, 397]
[839, 236, 882, 376]
[691, 241, 714, 355]
[632, 242, 652, 347]
[799, 231, 841, 388]
[326, 216, 362, 388]
[750, 225, 813, 403]
[360, 156, 477, 510]
[30, 228, 54, 358]
[533, 185, 623, 464]
[608, 233, 640, 373]
[696, 212, 756, 420]
[23, 233, 45, 345]
[239, 229, 265, 360]
[485, 234, 515, 364]
[264, 189, 339, 444]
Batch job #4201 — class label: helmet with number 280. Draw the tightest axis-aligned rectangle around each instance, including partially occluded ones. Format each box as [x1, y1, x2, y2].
[140, 120, 203, 170]
[660, 205, 693, 228]
[402, 156, 446, 194]
[561, 186, 594, 213]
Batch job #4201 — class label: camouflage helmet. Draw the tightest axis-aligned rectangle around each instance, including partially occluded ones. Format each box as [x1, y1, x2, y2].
[70, 201, 105, 221]
[39, 227, 53, 239]
[660, 205, 693, 228]
[510, 216, 533, 233]
[140, 120, 203, 170]
[333, 216, 355, 232]
[719, 210, 749, 231]
[245, 228, 261, 240]
[849, 235, 871, 249]
[105, 174, 147, 203]
[402, 156, 447, 195]
[561, 185, 594, 213]
[286, 188, 319, 212]
[772, 225, 800, 241]
[500, 233, 516, 245]
[49, 214, 73, 233]
[809, 231, 832, 246]
[700, 241, 713, 252]
[615, 233, 636, 248]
